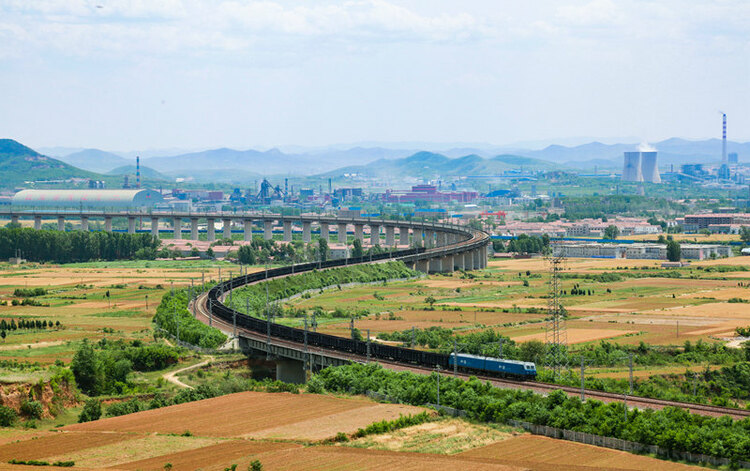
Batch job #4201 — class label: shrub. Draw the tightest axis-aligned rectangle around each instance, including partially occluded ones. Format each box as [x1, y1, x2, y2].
[20, 400, 43, 419]
[0, 405, 17, 426]
[78, 398, 102, 423]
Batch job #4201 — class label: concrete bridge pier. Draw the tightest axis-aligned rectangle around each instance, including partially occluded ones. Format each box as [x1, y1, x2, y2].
[207, 218, 216, 242]
[370, 224, 380, 246]
[80, 217, 89, 232]
[276, 358, 306, 384]
[173, 217, 181, 239]
[320, 223, 329, 242]
[244, 220, 253, 241]
[151, 217, 159, 238]
[302, 222, 312, 243]
[104, 217, 112, 232]
[127, 217, 136, 234]
[283, 220, 293, 242]
[11, 215, 19, 226]
[223, 218, 232, 241]
[34, 216, 42, 230]
[416, 259, 430, 273]
[57, 216, 65, 232]
[428, 257, 442, 274]
[191, 218, 200, 240]
[441, 254, 454, 273]
[264, 220, 273, 240]
[338, 223, 347, 243]
[399, 226, 409, 246]
[354, 224, 364, 244]
[385, 226, 395, 246]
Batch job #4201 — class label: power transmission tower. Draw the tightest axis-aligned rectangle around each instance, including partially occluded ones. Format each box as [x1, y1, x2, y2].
[545, 253, 568, 379]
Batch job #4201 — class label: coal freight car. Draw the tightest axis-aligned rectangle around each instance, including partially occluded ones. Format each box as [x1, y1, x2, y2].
[449, 353, 536, 380]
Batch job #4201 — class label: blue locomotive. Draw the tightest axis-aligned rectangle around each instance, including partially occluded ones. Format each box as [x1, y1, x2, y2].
[449, 353, 537, 380]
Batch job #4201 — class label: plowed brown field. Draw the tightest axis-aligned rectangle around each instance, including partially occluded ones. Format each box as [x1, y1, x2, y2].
[67, 391, 425, 439]
[461, 435, 700, 470]
[0, 431, 138, 462]
[117, 443, 523, 471]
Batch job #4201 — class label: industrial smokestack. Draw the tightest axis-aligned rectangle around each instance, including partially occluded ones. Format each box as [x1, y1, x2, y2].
[722, 113, 727, 164]
[622, 152, 643, 182]
[640, 151, 661, 183]
[136, 156, 141, 189]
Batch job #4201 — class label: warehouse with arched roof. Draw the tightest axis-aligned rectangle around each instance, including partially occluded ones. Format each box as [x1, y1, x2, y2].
[11, 189, 163, 209]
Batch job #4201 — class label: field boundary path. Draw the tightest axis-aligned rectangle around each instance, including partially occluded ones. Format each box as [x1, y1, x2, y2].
[162, 356, 214, 389]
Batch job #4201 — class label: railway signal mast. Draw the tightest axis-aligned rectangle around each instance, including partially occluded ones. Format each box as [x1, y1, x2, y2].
[545, 253, 568, 379]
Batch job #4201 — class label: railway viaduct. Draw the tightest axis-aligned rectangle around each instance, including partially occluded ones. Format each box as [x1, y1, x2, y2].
[0, 210, 488, 273]
[2, 209, 489, 381]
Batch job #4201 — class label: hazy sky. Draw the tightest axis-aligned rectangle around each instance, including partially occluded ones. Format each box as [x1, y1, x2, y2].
[1, 0, 748, 151]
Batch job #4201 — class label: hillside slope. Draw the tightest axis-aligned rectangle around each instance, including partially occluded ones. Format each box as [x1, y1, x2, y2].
[0, 139, 103, 187]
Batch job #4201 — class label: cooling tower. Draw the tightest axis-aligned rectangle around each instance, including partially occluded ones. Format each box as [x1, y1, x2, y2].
[622, 152, 643, 182]
[640, 151, 661, 183]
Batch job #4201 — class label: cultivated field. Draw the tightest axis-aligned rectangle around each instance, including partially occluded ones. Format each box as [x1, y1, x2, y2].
[67, 391, 426, 439]
[284, 255, 750, 348]
[461, 434, 700, 471]
[0, 260, 238, 366]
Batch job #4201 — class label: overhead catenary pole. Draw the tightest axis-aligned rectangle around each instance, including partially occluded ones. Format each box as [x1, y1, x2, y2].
[366, 329, 371, 362]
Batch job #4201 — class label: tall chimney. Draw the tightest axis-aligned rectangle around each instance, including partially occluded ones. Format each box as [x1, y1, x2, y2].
[136, 156, 141, 189]
[722, 113, 727, 164]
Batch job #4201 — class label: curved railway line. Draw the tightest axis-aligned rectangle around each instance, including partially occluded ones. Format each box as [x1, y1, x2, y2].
[191, 222, 750, 421]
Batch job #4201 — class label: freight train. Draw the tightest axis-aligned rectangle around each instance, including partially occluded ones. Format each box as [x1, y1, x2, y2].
[206, 245, 535, 381]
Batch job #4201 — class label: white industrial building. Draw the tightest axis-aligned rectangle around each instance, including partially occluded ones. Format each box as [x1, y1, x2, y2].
[553, 242, 732, 260]
[11, 189, 163, 209]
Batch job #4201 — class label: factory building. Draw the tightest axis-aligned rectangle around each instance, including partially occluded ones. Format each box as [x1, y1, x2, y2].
[11, 189, 163, 209]
[552, 242, 732, 260]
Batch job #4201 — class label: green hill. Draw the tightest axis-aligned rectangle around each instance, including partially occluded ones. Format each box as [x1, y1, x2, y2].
[0, 139, 106, 188]
[321, 151, 559, 179]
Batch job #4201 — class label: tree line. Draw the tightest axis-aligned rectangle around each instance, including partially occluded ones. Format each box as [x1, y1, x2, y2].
[0, 227, 160, 263]
[314, 363, 750, 464]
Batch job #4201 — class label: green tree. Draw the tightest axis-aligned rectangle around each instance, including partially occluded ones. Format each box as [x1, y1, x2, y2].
[603, 225, 619, 239]
[0, 405, 17, 426]
[249, 460, 263, 471]
[71, 339, 103, 395]
[425, 295, 436, 308]
[78, 398, 102, 423]
[206, 247, 215, 259]
[318, 237, 329, 262]
[351, 238, 364, 258]
[741, 226, 750, 245]
[519, 340, 546, 363]
[667, 239, 681, 262]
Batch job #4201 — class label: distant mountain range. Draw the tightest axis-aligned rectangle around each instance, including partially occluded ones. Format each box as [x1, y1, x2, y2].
[107, 165, 168, 181]
[59, 149, 130, 173]
[6, 136, 750, 187]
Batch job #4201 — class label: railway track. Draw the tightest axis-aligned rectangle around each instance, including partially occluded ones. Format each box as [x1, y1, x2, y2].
[192, 291, 750, 420]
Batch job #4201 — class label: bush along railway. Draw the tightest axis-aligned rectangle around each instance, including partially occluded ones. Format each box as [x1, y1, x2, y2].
[202, 230, 750, 419]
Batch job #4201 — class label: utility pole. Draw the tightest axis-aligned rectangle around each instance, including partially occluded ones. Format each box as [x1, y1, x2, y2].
[580, 357, 585, 401]
[266, 305, 272, 360]
[366, 329, 371, 362]
[453, 340, 458, 376]
[436, 366, 441, 407]
[312, 312, 317, 332]
[498, 338, 504, 358]
[304, 316, 309, 373]
[350, 317, 355, 339]
[411, 326, 415, 348]
[208, 299, 213, 327]
[628, 353, 634, 395]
